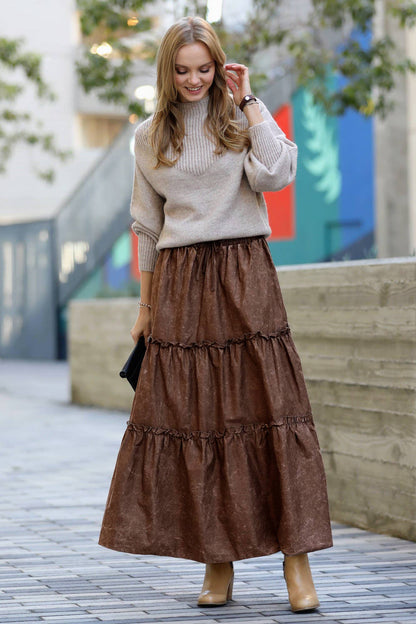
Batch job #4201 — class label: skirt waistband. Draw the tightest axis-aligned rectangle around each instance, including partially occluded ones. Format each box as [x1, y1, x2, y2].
[184, 235, 265, 250]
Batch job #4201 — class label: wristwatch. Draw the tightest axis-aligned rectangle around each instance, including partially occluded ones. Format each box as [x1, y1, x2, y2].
[239, 94, 257, 111]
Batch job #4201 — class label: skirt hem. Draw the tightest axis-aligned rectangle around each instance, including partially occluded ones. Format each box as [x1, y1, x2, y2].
[98, 537, 334, 564]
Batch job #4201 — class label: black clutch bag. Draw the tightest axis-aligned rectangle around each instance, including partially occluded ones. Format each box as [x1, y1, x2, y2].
[119, 335, 147, 390]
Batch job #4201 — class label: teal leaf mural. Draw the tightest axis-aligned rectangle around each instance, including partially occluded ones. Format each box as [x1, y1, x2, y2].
[302, 91, 342, 204]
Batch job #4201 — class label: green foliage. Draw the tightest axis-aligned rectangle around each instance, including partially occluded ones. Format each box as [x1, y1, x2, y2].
[75, 0, 155, 116]
[0, 37, 71, 180]
[0, 38, 55, 99]
[183, 0, 208, 19]
[312, 0, 376, 31]
[209, 1, 284, 94]
[245, 0, 416, 118]
[78, 0, 152, 35]
[389, 2, 416, 27]
[74, 0, 416, 120]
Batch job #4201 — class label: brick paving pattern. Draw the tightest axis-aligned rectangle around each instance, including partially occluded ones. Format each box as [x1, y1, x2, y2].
[0, 360, 415, 624]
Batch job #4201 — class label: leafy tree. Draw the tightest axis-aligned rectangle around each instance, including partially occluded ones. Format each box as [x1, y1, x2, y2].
[2, 1, 415, 179]
[76, 0, 416, 119]
[75, 0, 156, 118]
[0, 0, 155, 179]
[244, 0, 416, 118]
[0, 37, 71, 181]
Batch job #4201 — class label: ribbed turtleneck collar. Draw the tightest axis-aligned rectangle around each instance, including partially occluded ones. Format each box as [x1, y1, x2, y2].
[176, 95, 209, 118]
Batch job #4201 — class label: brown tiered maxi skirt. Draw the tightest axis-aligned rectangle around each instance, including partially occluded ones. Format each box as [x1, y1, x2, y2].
[99, 235, 333, 563]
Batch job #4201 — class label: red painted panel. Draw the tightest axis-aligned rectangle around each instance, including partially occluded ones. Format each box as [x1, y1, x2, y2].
[264, 103, 295, 240]
[130, 230, 141, 281]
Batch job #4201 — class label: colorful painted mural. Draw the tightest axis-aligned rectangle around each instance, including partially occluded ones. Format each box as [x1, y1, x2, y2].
[267, 84, 374, 266]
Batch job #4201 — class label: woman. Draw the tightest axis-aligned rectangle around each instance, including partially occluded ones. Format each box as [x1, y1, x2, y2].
[99, 15, 332, 613]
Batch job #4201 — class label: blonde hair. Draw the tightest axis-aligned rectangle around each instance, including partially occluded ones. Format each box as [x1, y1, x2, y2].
[149, 16, 249, 168]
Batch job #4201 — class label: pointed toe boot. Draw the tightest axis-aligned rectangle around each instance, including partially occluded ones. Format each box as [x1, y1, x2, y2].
[197, 561, 234, 607]
[283, 554, 320, 612]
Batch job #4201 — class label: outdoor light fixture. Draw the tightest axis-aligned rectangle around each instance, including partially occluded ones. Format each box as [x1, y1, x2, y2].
[90, 42, 113, 57]
[134, 85, 156, 113]
[134, 85, 155, 100]
[127, 16, 139, 26]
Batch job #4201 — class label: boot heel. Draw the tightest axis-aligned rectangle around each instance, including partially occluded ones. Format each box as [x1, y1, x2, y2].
[227, 570, 234, 600]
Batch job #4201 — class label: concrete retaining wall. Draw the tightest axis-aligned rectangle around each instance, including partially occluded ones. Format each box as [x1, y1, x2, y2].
[68, 298, 139, 412]
[68, 257, 416, 541]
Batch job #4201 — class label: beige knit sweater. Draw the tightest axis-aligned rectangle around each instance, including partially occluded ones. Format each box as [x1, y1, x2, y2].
[130, 95, 298, 272]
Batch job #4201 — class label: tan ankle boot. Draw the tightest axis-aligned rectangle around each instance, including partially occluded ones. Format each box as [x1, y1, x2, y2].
[197, 561, 234, 606]
[283, 554, 319, 612]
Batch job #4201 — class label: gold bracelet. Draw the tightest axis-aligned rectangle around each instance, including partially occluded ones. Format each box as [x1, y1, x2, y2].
[139, 301, 152, 310]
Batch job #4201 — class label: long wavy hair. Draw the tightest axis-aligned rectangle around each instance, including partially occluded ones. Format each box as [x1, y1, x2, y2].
[149, 16, 249, 168]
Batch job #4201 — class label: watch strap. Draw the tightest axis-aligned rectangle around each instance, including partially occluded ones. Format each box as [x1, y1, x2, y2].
[239, 94, 257, 111]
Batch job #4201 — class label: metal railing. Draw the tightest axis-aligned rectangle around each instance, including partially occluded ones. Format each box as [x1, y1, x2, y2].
[0, 123, 135, 359]
[0, 220, 57, 358]
[55, 123, 134, 307]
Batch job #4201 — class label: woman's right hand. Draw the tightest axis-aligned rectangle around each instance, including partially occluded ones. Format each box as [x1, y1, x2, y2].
[130, 307, 152, 344]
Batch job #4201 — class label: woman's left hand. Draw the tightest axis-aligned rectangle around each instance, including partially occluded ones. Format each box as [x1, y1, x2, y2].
[224, 63, 252, 108]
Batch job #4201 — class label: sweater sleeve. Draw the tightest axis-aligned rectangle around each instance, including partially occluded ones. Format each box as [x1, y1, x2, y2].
[243, 99, 298, 193]
[130, 126, 165, 272]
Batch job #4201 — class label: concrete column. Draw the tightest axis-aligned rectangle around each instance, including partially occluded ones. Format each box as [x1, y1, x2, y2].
[407, 26, 416, 256]
[374, 1, 416, 257]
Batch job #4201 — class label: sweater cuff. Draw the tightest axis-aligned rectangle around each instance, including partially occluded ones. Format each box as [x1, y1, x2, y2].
[249, 121, 283, 170]
[138, 231, 159, 272]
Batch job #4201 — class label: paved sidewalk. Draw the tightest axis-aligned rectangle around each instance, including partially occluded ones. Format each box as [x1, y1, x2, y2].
[0, 359, 415, 624]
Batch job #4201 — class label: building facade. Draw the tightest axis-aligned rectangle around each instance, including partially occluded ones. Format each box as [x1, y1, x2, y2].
[0, 0, 415, 359]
